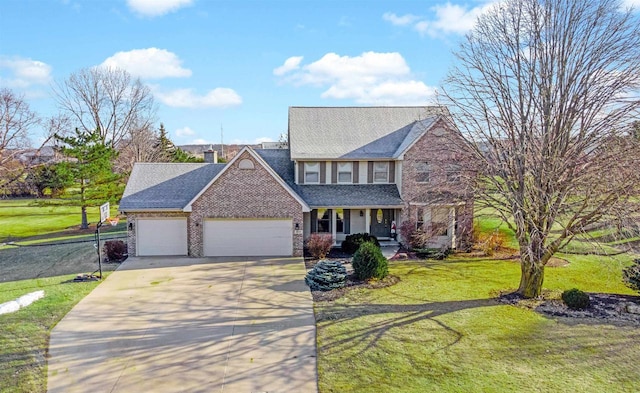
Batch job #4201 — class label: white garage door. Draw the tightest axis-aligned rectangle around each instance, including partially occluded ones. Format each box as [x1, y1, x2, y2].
[137, 218, 188, 256]
[204, 219, 293, 256]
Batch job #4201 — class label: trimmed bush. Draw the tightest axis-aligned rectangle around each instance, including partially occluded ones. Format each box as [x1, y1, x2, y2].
[561, 288, 590, 310]
[306, 233, 334, 259]
[623, 258, 640, 293]
[305, 260, 347, 291]
[103, 240, 127, 262]
[352, 241, 388, 280]
[341, 233, 380, 254]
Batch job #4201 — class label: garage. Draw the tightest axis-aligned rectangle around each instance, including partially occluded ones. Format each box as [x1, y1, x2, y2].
[204, 219, 293, 256]
[137, 218, 188, 256]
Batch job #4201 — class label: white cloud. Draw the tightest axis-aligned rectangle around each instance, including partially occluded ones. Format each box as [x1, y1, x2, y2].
[229, 137, 275, 144]
[273, 56, 303, 76]
[101, 48, 191, 79]
[623, 0, 640, 8]
[274, 51, 434, 105]
[190, 138, 211, 145]
[384, 1, 496, 37]
[127, 0, 193, 17]
[0, 56, 52, 88]
[382, 12, 420, 26]
[155, 87, 242, 108]
[175, 126, 196, 137]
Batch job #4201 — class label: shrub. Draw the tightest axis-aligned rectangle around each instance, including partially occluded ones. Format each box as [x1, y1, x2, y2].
[305, 260, 347, 291]
[561, 288, 590, 310]
[103, 240, 127, 262]
[306, 233, 333, 259]
[415, 247, 451, 260]
[352, 242, 388, 280]
[476, 230, 506, 256]
[623, 258, 640, 293]
[341, 233, 380, 254]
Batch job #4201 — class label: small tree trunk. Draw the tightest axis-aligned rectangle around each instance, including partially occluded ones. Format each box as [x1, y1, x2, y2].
[80, 205, 88, 229]
[517, 257, 544, 298]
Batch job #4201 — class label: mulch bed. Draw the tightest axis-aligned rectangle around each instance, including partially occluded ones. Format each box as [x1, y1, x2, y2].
[304, 255, 401, 302]
[498, 291, 640, 325]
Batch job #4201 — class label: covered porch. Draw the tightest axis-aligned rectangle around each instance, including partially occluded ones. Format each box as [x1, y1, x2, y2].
[303, 207, 402, 244]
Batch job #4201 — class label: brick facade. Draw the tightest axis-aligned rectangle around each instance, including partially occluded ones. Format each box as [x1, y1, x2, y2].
[401, 119, 474, 248]
[188, 150, 304, 257]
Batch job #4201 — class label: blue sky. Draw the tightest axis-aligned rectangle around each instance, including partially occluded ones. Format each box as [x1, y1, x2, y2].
[2, 0, 637, 147]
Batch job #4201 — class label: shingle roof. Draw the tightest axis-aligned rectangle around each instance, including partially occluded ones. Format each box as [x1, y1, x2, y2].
[255, 149, 403, 207]
[288, 106, 445, 160]
[296, 184, 404, 208]
[119, 163, 225, 211]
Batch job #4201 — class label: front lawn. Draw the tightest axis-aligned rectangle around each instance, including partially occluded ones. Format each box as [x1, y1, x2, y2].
[315, 254, 640, 392]
[0, 199, 120, 241]
[0, 275, 105, 392]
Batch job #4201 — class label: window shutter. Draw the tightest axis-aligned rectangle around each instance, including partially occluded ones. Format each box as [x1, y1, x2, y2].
[389, 161, 396, 183]
[320, 162, 326, 184]
[298, 162, 304, 184]
[344, 209, 351, 234]
[353, 161, 359, 184]
[367, 161, 374, 183]
[331, 162, 337, 184]
[311, 210, 317, 232]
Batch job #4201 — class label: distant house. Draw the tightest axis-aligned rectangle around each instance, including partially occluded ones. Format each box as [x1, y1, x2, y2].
[119, 106, 474, 257]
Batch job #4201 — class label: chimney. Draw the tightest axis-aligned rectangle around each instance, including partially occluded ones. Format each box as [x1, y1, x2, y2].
[203, 145, 218, 163]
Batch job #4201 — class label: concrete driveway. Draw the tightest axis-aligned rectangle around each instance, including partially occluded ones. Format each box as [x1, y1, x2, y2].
[47, 256, 317, 393]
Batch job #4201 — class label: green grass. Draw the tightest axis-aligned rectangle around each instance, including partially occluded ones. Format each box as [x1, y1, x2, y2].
[0, 199, 120, 241]
[0, 274, 107, 392]
[316, 256, 639, 392]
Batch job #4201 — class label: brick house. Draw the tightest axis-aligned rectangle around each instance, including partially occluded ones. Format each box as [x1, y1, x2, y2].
[119, 106, 474, 257]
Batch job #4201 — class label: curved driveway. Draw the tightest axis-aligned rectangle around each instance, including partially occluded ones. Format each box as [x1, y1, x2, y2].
[48, 257, 317, 393]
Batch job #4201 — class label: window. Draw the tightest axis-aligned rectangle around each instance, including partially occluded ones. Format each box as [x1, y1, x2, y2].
[431, 208, 449, 236]
[446, 164, 461, 182]
[317, 209, 331, 233]
[416, 162, 430, 183]
[416, 208, 424, 230]
[373, 162, 389, 183]
[305, 162, 320, 183]
[336, 209, 344, 233]
[337, 162, 352, 183]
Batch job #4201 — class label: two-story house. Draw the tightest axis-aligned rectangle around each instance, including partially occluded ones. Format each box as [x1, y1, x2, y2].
[119, 106, 473, 257]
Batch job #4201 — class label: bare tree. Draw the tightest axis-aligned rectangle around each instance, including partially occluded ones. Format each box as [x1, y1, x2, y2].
[53, 67, 156, 148]
[0, 88, 38, 164]
[114, 122, 163, 175]
[442, 0, 640, 298]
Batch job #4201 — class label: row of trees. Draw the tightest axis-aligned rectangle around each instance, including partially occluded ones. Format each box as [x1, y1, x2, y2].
[1, 68, 200, 227]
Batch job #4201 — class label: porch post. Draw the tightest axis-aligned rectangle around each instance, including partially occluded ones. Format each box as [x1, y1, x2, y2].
[332, 209, 337, 245]
[365, 208, 371, 234]
[449, 206, 456, 248]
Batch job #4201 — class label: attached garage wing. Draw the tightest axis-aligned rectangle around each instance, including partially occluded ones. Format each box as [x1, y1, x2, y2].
[137, 218, 188, 256]
[204, 219, 293, 257]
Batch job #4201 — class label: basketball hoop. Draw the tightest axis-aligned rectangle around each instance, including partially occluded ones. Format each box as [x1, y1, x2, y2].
[106, 217, 120, 227]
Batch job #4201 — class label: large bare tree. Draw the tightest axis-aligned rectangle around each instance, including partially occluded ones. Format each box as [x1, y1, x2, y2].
[0, 88, 38, 164]
[442, 0, 640, 298]
[53, 67, 156, 148]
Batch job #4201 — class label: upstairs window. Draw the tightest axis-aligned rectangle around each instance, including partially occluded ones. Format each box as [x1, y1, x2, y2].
[304, 162, 320, 183]
[373, 162, 389, 183]
[416, 162, 430, 183]
[337, 162, 352, 183]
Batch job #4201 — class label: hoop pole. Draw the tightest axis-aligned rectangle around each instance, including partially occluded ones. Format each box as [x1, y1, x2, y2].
[96, 221, 103, 279]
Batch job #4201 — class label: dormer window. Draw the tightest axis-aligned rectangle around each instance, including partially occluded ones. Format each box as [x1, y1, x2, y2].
[304, 162, 320, 183]
[337, 162, 352, 183]
[373, 162, 389, 183]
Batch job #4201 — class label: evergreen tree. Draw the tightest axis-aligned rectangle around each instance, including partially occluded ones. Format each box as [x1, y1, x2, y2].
[156, 123, 203, 163]
[55, 128, 122, 229]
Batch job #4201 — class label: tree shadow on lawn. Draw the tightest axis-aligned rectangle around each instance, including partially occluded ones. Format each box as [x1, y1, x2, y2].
[316, 298, 497, 356]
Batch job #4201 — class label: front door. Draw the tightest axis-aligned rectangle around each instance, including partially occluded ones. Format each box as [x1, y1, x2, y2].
[370, 209, 393, 238]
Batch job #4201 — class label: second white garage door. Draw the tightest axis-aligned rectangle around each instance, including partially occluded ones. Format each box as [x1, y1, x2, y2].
[204, 219, 293, 256]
